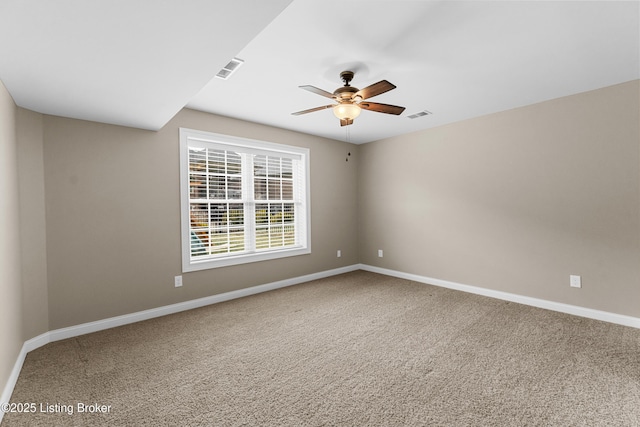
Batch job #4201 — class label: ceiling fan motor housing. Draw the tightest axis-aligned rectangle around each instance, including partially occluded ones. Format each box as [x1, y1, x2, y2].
[334, 85, 359, 102]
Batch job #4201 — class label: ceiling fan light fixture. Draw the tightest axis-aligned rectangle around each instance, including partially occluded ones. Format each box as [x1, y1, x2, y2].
[333, 103, 361, 120]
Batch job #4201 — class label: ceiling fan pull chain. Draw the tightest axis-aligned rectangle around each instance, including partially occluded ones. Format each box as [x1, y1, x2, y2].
[345, 126, 351, 161]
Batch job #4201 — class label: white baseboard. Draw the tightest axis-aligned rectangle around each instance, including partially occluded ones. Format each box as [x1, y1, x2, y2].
[1, 344, 26, 423]
[0, 264, 359, 421]
[358, 264, 640, 329]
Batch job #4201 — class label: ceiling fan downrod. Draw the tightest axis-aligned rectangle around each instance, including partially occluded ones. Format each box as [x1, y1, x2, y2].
[340, 70, 355, 86]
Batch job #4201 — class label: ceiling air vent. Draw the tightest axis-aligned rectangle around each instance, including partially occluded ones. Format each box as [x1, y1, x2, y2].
[407, 110, 432, 119]
[215, 57, 244, 80]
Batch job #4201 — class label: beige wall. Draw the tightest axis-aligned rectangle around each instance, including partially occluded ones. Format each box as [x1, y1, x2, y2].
[43, 108, 359, 329]
[0, 81, 23, 399]
[4, 78, 639, 351]
[17, 108, 49, 340]
[359, 80, 640, 317]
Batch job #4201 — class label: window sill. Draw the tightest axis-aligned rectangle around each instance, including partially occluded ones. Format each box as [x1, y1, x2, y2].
[182, 246, 311, 272]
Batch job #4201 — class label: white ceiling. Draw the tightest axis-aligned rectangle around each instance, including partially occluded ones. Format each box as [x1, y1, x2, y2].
[1, 1, 638, 144]
[0, 0, 293, 130]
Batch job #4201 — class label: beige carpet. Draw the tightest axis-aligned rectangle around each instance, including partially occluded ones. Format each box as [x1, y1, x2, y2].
[3, 271, 640, 426]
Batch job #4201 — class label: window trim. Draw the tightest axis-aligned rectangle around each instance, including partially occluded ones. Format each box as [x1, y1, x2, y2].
[179, 128, 311, 272]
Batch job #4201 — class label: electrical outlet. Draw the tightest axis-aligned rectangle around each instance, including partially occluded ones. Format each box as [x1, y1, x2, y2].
[174, 276, 183, 288]
[337, 250, 341, 258]
[570, 275, 581, 288]
[378, 249, 383, 258]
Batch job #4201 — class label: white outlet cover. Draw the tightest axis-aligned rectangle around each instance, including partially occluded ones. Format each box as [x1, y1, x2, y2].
[175, 276, 183, 287]
[570, 275, 581, 288]
[378, 249, 383, 258]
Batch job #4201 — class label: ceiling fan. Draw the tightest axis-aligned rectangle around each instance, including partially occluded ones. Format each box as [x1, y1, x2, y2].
[292, 71, 406, 126]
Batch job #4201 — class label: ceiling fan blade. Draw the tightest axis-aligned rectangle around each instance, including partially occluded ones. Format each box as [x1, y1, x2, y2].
[355, 80, 396, 100]
[360, 102, 406, 115]
[299, 85, 335, 99]
[340, 118, 354, 127]
[291, 104, 334, 116]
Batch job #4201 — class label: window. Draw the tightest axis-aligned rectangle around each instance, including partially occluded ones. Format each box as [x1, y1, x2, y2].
[180, 129, 310, 272]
